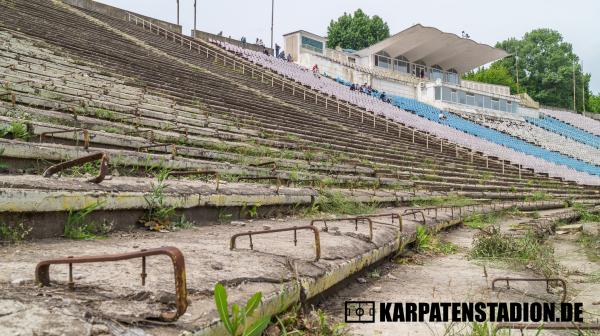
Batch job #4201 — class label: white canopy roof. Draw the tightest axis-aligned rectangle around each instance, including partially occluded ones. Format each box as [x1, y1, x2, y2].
[355, 24, 509, 73]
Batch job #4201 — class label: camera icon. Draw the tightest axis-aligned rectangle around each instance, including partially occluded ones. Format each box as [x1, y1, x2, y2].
[345, 301, 375, 323]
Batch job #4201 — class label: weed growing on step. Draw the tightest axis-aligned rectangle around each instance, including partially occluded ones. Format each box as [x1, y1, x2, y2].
[414, 225, 458, 255]
[573, 203, 600, 222]
[0, 120, 29, 140]
[0, 222, 31, 244]
[142, 168, 180, 231]
[303, 191, 378, 217]
[577, 231, 600, 262]
[63, 161, 100, 177]
[470, 227, 559, 277]
[525, 191, 551, 201]
[64, 202, 109, 240]
[214, 283, 270, 336]
[463, 213, 500, 230]
[269, 303, 348, 336]
[241, 203, 261, 219]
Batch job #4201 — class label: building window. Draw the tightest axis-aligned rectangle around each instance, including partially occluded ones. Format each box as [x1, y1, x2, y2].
[435, 87, 441, 100]
[499, 99, 507, 112]
[446, 69, 459, 84]
[476, 94, 484, 107]
[458, 90, 466, 104]
[301, 35, 323, 53]
[394, 55, 409, 73]
[466, 93, 475, 105]
[442, 87, 451, 101]
[491, 98, 499, 110]
[431, 65, 444, 81]
[484, 96, 491, 109]
[375, 51, 391, 69]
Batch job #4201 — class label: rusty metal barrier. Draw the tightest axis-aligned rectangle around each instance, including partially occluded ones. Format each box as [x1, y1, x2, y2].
[495, 322, 600, 331]
[492, 277, 567, 302]
[230, 226, 321, 261]
[42, 152, 109, 184]
[402, 209, 426, 225]
[310, 217, 373, 241]
[34, 246, 187, 321]
[358, 213, 403, 232]
[40, 128, 90, 150]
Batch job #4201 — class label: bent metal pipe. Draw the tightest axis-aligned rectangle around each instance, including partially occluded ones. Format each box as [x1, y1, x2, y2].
[35, 246, 187, 321]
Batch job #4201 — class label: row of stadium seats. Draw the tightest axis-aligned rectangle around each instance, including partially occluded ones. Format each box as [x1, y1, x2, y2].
[457, 113, 600, 167]
[526, 115, 600, 149]
[541, 108, 600, 137]
[213, 40, 600, 185]
[387, 95, 600, 176]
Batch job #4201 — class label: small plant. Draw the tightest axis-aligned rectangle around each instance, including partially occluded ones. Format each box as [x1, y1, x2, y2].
[141, 168, 179, 231]
[415, 225, 431, 251]
[0, 222, 31, 244]
[0, 120, 29, 140]
[64, 202, 104, 240]
[525, 191, 551, 201]
[271, 304, 348, 336]
[214, 283, 270, 336]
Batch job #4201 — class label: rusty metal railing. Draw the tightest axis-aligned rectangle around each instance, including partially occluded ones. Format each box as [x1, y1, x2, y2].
[230, 226, 321, 261]
[34, 246, 187, 321]
[42, 152, 109, 184]
[357, 213, 403, 233]
[492, 277, 567, 302]
[310, 217, 373, 241]
[402, 209, 426, 225]
[40, 128, 89, 150]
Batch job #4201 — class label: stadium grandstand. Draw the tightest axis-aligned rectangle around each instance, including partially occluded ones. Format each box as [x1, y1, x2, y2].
[0, 0, 599, 335]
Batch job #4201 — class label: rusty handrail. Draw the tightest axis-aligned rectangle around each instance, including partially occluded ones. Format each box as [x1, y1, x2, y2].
[402, 209, 426, 225]
[40, 128, 89, 150]
[230, 226, 321, 261]
[34, 246, 187, 321]
[310, 217, 373, 241]
[42, 152, 109, 184]
[491, 277, 567, 302]
[356, 213, 403, 232]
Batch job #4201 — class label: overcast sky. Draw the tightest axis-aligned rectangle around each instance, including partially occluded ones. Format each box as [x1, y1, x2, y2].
[97, 0, 600, 92]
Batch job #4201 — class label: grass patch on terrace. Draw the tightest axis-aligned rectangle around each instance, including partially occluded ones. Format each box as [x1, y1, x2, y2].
[415, 225, 459, 255]
[410, 195, 476, 207]
[470, 227, 559, 277]
[301, 190, 378, 217]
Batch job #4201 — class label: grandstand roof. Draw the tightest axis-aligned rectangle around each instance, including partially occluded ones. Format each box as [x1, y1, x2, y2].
[355, 24, 510, 73]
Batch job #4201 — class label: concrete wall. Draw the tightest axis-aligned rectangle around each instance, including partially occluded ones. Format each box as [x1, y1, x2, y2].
[62, 0, 182, 33]
[193, 30, 273, 55]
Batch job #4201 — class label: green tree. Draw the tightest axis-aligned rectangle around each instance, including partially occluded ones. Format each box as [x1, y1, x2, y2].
[493, 29, 590, 111]
[462, 62, 518, 94]
[326, 9, 390, 51]
[589, 93, 600, 113]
